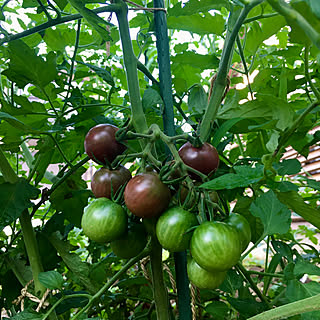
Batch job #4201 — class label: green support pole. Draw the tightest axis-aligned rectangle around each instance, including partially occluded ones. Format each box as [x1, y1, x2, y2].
[153, 1, 192, 318]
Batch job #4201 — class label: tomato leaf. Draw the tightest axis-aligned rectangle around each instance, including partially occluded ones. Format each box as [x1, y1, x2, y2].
[200, 165, 264, 190]
[38, 270, 64, 290]
[276, 191, 320, 230]
[2, 40, 57, 89]
[10, 309, 43, 320]
[273, 158, 302, 176]
[306, 179, 320, 191]
[167, 13, 225, 35]
[0, 178, 40, 231]
[205, 301, 229, 318]
[171, 52, 219, 70]
[250, 190, 291, 236]
[227, 297, 268, 318]
[50, 167, 91, 227]
[188, 84, 207, 114]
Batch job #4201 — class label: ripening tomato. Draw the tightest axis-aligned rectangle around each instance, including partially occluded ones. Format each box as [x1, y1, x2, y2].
[156, 207, 198, 252]
[178, 142, 219, 180]
[225, 213, 251, 252]
[84, 124, 126, 165]
[91, 165, 132, 199]
[190, 221, 241, 272]
[81, 198, 127, 243]
[124, 173, 171, 218]
[187, 258, 227, 290]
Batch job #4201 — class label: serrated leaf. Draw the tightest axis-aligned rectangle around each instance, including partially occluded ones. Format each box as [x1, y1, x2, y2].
[171, 51, 219, 70]
[167, 12, 225, 35]
[205, 300, 229, 318]
[250, 190, 291, 236]
[218, 94, 295, 131]
[212, 118, 242, 147]
[294, 257, 320, 277]
[0, 178, 40, 231]
[227, 297, 268, 318]
[142, 88, 163, 111]
[306, 179, 320, 191]
[188, 84, 207, 113]
[286, 279, 320, 302]
[49, 167, 91, 227]
[2, 40, 57, 88]
[10, 309, 43, 320]
[276, 191, 320, 230]
[77, 61, 114, 86]
[168, 0, 230, 16]
[200, 165, 264, 190]
[38, 270, 64, 290]
[274, 158, 302, 176]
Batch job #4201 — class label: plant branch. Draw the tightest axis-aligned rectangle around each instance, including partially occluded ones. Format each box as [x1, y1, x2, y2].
[0, 4, 121, 46]
[244, 12, 278, 24]
[267, 0, 320, 50]
[71, 243, 151, 319]
[199, 0, 263, 142]
[248, 293, 320, 320]
[304, 45, 320, 100]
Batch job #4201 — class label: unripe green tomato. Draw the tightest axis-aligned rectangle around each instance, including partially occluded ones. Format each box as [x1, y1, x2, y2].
[187, 258, 227, 289]
[81, 198, 127, 243]
[225, 213, 251, 252]
[190, 221, 242, 272]
[156, 207, 198, 252]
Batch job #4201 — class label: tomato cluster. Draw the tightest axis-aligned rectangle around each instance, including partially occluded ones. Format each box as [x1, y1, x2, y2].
[82, 124, 251, 288]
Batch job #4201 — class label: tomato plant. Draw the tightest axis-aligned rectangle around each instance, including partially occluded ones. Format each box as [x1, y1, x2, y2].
[190, 221, 242, 272]
[84, 124, 126, 165]
[178, 142, 219, 179]
[124, 172, 171, 218]
[81, 198, 128, 243]
[225, 212, 251, 252]
[155, 207, 198, 252]
[187, 258, 227, 290]
[91, 165, 131, 199]
[111, 222, 147, 259]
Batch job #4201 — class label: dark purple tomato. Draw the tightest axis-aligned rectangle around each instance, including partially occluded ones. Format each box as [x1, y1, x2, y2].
[190, 221, 241, 272]
[178, 142, 219, 180]
[156, 207, 198, 252]
[81, 198, 127, 243]
[110, 223, 147, 259]
[91, 165, 132, 199]
[84, 124, 126, 165]
[124, 173, 171, 219]
[187, 258, 227, 289]
[225, 213, 251, 252]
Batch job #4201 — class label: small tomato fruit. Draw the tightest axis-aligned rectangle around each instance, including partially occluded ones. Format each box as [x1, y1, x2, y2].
[156, 207, 198, 252]
[187, 258, 227, 290]
[178, 142, 219, 180]
[91, 165, 132, 199]
[84, 124, 126, 165]
[81, 198, 127, 243]
[190, 221, 241, 272]
[124, 173, 171, 218]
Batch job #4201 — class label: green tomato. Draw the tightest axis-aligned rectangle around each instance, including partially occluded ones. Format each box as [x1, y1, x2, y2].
[156, 207, 198, 252]
[81, 198, 127, 243]
[190, 221, 241, 272]
[187, 258, 227, 290]
[225, 212, 251, 252]
[111, 223, 147, 259]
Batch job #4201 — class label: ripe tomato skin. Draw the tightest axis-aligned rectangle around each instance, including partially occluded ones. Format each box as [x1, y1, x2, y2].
[91, 165, 132, 199]
[156, 207, 198, 252]
[111, 223, 147, 259]
[178, 142, 219, 180]
[124, 173, 171, 219]
[81, 198, 127, 243]
[187, 258, 227, 290]
[84, 124, 126, 165]
[190, 221, 241, 272]
[225, 213, 251, 252]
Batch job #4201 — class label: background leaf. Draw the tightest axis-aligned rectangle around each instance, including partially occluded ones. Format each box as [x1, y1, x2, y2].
[38, 270, 64, 290]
